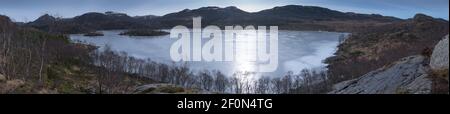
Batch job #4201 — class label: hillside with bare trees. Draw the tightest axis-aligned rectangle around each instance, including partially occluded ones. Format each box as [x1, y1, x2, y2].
[2, 14, 331, 94]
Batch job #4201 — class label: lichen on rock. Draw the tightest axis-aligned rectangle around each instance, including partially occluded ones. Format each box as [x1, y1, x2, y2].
[329, 56, 432, 94]
[430, 35, 449, 81]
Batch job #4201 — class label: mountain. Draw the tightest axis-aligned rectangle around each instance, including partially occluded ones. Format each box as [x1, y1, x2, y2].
[26, 14, 72, 33]
[134, 15, 159, 23]
[325, 14, 449, 85]
[255, 5, 398, 21]
[27, 5, 404, 33]
[251, 5, 401, 31]
[149, 5, 401, 30]
[150, 6, 252, 28]
[27, 11, 147, 33]
[28, 14, 57, 26]
[72, 11, 145, 30]
[0, 15, 16, 29]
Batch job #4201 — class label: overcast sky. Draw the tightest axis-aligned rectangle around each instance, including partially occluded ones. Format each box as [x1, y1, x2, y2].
[1, 0, 448, 22]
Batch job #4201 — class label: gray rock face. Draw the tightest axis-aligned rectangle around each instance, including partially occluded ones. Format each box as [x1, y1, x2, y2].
[401, 74, 432, 94]
[329, 56, 432, 94]
[430, 35, 449, 71]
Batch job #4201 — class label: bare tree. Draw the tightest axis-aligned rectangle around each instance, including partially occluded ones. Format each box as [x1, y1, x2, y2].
[199, 70, 213, 91]
[214, 71, 228, 93]
[255, 76, 271, 94]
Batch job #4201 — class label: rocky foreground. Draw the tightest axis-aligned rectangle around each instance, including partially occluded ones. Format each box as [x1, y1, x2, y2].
[330, 35, 449, 94]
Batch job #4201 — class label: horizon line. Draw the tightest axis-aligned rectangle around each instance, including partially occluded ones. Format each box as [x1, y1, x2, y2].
[3, 5, 449, 22]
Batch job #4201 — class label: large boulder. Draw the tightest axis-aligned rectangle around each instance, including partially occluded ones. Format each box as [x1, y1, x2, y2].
[430, 35, 449, 80]
[430, 35, 449, 70]
[329, 56, 432, 94]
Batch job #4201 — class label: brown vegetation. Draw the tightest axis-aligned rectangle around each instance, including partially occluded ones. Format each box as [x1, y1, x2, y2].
[325, 14, 449, 85]
[430, 69, 449, 94]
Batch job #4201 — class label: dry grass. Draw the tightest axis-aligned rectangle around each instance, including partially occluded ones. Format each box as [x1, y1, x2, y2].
[430, 69, 449, 94]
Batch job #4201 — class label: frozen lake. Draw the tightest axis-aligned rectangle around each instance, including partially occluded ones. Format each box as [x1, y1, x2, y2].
[70, 30, 346, 77]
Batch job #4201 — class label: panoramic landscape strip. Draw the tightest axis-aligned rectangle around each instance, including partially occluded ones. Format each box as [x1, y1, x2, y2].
[0, 0, 448, 95]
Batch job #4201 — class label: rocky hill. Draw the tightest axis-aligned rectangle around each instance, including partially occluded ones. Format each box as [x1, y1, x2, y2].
[0, 15, 16, 29]
[27, 11, 147, 34]
[430, 35, 449, 81]
[150, 6, 252, 28]
[72, 11, 144, 29]
[28, 14, 57, 26]
[329, 35, 449, 94]
[329, 55, 432, 94]
[325, 14, 449, 85]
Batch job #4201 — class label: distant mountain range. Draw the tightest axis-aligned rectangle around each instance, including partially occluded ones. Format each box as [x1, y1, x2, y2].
[27, 11, 147, 33]
[26, 5, 405, 34]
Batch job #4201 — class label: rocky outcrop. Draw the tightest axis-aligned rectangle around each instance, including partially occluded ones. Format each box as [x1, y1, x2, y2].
[430, 35, 449, 70]
[430, 35, 449, 81]
[325, 13, 449, 84]
[330, 35, 450, 94]
[329, 56, 432, 94]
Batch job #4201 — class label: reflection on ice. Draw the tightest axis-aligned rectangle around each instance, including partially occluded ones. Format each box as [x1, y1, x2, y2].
[70, 30, 347, 78]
